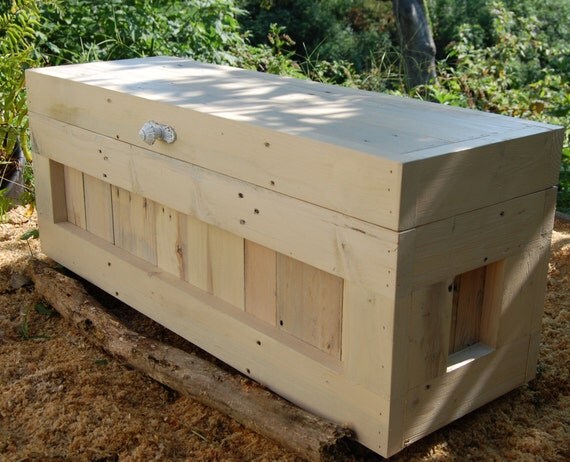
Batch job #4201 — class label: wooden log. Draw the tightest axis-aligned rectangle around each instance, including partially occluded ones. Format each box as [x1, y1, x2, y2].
[24, 258, 353, 462]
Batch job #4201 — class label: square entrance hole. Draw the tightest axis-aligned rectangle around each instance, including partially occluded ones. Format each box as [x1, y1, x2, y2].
[447, 261, 503, 371]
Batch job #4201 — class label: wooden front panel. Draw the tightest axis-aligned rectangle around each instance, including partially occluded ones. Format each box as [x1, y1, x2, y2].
[59, 163, 344, 358]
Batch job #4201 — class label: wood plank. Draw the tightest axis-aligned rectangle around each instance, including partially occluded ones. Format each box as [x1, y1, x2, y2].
[83, 173, 114, 242]
[32, 154, 67, 224]
[155, 205, 184, 279]
[413, 190, 549, 287]
[277, 255, 343, 358]
[183, 214, 210, 291]
[29, 114, 400, 298]
[111, 186, 157, 265]
[449, 267, 487, 354]
[409, 281, 454, 388]
[38, 219, 392, 457]
[208, 225, 245, 310]
[244, 241, 277, 325]
[342, 283, 394, 395]
[63, 166, 86, 229]
[401, 128, 562, 227]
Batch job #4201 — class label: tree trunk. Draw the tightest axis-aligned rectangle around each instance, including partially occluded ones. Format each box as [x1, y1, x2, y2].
[25, 258, 353, 462]
[392, 0, 437, 89]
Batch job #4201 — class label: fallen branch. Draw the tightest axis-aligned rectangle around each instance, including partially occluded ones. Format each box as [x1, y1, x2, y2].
[25, 258, 353, 462]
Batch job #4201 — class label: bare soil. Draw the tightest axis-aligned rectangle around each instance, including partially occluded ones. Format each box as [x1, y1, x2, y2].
[1, 207, 569, 462]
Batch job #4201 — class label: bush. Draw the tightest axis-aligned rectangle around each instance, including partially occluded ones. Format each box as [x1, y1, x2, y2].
[238, 0, 395, 73]
[37, 0, 250, 65]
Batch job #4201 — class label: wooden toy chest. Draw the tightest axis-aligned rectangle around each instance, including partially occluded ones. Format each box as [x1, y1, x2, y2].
[26, 57, 563, 457]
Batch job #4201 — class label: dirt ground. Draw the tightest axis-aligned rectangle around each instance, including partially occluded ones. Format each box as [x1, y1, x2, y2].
[0, 206, 569, 462]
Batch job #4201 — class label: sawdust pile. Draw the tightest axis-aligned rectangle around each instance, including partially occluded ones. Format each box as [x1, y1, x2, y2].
[1, 207, 569, 461]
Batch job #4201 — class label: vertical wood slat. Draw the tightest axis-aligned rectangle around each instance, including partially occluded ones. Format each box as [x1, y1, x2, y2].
[63, 166, 86, 229]
[277, 254, 343, 358]
[83, 174, 114, 242]
[244, 241, 277, 325]
[342, 282, 394, 394]
[184, 215, 210, 291]
[156, 205, 184, 278]
[111, 186, 157, 265]
[33, 155, 67, 224]
[408, 281, 454, 389]
[449, 266, 487, 354]
[208, 225, 245, 310]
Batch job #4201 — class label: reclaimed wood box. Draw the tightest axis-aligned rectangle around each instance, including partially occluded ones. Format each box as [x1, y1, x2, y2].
[26, 57, 563, 457]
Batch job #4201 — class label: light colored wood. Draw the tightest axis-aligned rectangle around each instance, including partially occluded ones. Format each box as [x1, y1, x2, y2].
[26, 73, 403, 229]
[449, 267, 487, 354]
[401, 129, 562, 228]
[83, 173, 114, 242]
[27, 58, 563, 229]
[342, 282, 394, 395]
[111, 186, 157, 265]
[413, 190, 549, 287]
[29, 114, 400, 298]
[63, 166, 86, 229]
[244, 241, 277, 325]
[479, 260, 504, 348]
[208, 225, 245, 310]
[183, 214, 210, 291]
[38, 219, 391, 455]
[32, 154, 67, 224]
[408, 281, 454, 389]
[277, 254, 343, 357]
[28, 58, 562, 458]
[155, 205, 184, 278]
[403, 336, 529, 447]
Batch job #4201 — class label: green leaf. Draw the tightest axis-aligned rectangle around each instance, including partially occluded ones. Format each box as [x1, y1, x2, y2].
[20, 228, 39, 240]
[34, 302, 56, 317]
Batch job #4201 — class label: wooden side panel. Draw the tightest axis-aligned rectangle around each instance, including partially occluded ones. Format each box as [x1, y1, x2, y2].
[449, 267, 487, 354]
[277, 255, 343, 358]
[63, 166, 86, 229]
[208, 225, 244, 310]
[83, 174, 114, 242]
[408, 281, 454, 389]
[111, 186, 157, 265]
[403, 336, 529, 447]
[245, 241, 277, 325]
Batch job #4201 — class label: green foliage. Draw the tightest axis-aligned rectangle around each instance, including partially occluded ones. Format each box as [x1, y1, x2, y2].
[238, 0, 395, 72]
[38, 0, 250, 66]
[0, 0, 41, 159]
